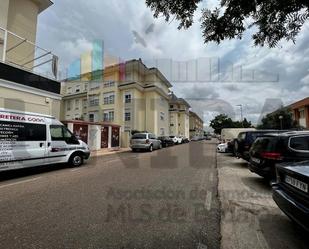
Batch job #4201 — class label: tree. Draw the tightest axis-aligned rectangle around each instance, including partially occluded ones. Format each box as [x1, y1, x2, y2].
[257, 108, 297, 129]
[210, 114, 253, 134]
[145, 0, 309, 47]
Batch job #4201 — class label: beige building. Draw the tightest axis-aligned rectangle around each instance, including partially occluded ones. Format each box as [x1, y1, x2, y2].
[61, 59, 172, 147]
[189, 111, 204, 138]
[169, 94, 190, 138]
[288, 97, 309, 128]
[0, 0, 61, 118]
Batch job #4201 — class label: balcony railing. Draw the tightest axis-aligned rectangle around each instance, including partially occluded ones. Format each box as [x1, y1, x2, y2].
[0, 26, 59, 80]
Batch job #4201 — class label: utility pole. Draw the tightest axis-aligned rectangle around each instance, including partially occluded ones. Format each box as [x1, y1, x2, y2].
[236, 104, 243, 126]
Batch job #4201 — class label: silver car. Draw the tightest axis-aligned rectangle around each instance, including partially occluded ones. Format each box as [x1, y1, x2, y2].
[130, 133, 162, 152]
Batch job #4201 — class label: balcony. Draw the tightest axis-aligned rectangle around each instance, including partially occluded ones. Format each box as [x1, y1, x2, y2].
[0, 26, 58, 80]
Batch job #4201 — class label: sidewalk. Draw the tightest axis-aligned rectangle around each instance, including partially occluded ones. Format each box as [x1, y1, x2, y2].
[90, 147, 131, 157]
[217, 153, 309, 249]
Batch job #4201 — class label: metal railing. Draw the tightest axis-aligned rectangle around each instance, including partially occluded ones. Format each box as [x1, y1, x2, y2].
[0, 26, 59, 80]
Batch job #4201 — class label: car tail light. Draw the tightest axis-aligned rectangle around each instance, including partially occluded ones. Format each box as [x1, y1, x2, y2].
[260, 152, 282, 160]
[145, 139, 150, 144]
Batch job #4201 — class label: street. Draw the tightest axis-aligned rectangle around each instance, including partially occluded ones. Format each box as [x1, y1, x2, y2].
[0, 141, 220, 249]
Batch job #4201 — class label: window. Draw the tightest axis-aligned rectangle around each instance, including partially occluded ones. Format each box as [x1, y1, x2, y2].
[299, 109, 305, 118]
[103, 92, 115, 105]
[89, 95, 99, 106]
[160, 128, 165, 135]
[0, 121, 46, 141]
[125, 110, 131, 121]
[170, 124, 174, 127]
[160, 112, 165, 121]
[125, 93, 132, 103]
[83, 99, 87, 108]
[50, 125, 79, 144]
[103, 81, 115, 88]
[89, 113, 94, 122]
[89, 82, 100, 90]
[84, 84, 88, 91]
[75, 99, 80, 110]
[67, 100, 71, 111]
[149, 134, 156, 139]
[132, 134, 146, 139]
[103, 110, 114, 122]
[290, 136, 309, 151]
[75, 85, 81, 93]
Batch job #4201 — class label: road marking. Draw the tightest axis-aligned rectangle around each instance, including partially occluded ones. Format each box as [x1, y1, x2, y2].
[209, 172, 214, 182]
[0, 177, 41, 189]
[205, 191, 212, 211]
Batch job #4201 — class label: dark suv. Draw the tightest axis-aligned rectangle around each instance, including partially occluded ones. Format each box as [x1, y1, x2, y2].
[234, 130, 287, 161]
[249, 131, 309, 179]
[272, 161, 309, 232]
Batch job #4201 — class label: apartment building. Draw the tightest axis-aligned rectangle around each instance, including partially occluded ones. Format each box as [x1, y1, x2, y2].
[0, 0, 61, 118]
[288, 97, 309, 128]
[189, 111, 204, 138]
[61, 59, 172, 147]
[169, 94, 190, 138]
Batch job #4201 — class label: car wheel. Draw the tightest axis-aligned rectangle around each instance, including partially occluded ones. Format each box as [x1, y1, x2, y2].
[69, 153, 84, 167]
[132, 148, 137, 152]
[149, 145, 153, 152]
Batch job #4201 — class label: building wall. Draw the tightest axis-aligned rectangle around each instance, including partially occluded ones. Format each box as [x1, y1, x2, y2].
[6, 0, 39, 67]
[169, 112, 178, 135]
[0, 84, 61, 118]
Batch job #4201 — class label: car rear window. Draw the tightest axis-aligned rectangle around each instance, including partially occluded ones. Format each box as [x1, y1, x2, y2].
[251, 137, 279, 152]
[132, 134, 146, 139]
[289, 136, 309, 151]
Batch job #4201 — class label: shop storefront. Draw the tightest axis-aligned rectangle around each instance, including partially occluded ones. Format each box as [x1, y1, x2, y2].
[62, 120, 121, 151]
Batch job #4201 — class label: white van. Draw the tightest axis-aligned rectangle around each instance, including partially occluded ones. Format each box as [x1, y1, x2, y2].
[0, 109, 90, 172]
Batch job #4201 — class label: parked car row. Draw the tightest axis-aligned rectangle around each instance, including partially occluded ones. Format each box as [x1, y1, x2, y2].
[218, 129, 309, 231]
[130, 133, 190, 152]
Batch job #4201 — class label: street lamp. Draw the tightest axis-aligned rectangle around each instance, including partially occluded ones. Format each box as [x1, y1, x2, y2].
[236, 104, 243, 125]
[279, 115, 283, 130]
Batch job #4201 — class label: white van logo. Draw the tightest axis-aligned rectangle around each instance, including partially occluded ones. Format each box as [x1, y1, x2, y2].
[0, 114, 44, 123]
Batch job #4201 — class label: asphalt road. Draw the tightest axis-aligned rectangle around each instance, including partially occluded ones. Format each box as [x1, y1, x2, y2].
[0, 140, 220, 249]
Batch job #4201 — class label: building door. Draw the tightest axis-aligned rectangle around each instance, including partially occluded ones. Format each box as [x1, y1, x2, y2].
[111, 127, 120, 147]
[101, 126, 109, 148]
[73, 124, 88, 144]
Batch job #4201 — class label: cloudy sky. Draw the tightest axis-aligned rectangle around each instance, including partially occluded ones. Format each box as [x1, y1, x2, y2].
[36, 0, 309, 126]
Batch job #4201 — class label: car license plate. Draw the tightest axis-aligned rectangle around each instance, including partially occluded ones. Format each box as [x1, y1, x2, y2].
[251, 157, 260, 164]
[285, 175, 308, 193]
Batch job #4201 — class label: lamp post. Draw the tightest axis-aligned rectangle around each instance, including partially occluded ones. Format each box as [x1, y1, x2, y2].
[236, 104, 243, 126]
[279, 115, 283, 130]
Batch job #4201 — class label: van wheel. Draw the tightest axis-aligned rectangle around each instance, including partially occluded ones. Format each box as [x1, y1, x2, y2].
[149, 145, 153, 152]
[69, 153, 84, 167]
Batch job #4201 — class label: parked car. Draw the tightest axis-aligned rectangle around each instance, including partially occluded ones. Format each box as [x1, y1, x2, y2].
[217, 143, 228, 153]
[130, 133, 162, 152]
[272, 161, 309, 232]
[248, 131, 309, 179]
[182, 137, 190, 143]
[169, 135, 182, 144]
[158, 136, 174, 147]
[234, 130, 288, 161]
[205, 135, 212, 140]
